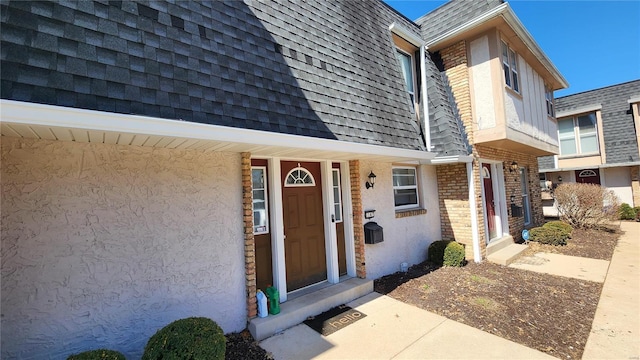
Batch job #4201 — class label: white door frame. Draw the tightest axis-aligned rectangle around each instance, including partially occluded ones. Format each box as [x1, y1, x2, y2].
[479, 159, 509, 244]
[266, 157, 355, 302]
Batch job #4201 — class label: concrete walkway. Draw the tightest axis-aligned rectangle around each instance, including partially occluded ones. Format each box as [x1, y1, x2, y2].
[260, 293, 554, 359]
[583, 221, 640, 359]
[259, 222, 640, 360]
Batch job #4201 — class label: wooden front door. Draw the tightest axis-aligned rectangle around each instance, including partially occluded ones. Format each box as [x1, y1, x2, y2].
[281, 161, 327, 291]
[482, 163, 498, 240]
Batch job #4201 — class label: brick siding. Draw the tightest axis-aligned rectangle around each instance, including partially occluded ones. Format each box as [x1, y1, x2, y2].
[242, 152, 257, 319]
[349, 160, 366, 278]
[631, 166, 640, 207]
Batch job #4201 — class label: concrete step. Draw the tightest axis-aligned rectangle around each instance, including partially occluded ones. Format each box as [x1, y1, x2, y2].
[249, 277, 373, 341]
[487, 243, 528, 266]
[486, 235, 515, 256]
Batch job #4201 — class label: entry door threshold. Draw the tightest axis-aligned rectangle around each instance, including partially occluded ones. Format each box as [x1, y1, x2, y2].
[249, 277, 372, 341]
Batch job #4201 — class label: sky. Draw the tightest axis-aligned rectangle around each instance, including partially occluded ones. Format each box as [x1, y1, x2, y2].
[384, 0, 640, 97]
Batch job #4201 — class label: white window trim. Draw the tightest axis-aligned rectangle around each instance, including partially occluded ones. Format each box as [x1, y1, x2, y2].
[251, 166, 269, 235]
[501, 41, 520, 93]
[558, 112, 600, 157]
[393, 166, 419, 210]
[396, 47, 417, 108]
[520, 167, 531, 226]
[331, 168, 343, 223]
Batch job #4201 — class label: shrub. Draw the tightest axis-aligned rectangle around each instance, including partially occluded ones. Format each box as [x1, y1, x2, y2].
[619, 203, 638, 220]
[554, 183, 620, 229]
[67, 350, 126, 360]
[142, 317, 226, 360]
[543, 220, 572, 238]
[529, 226, 568, 246]
[443, 241, 465, 267]
[428, 240, 465, 266]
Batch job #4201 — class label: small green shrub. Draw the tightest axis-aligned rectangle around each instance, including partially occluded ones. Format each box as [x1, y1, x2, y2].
[529, 226, 568, 246]
[428, 240, 465, 266]
[142, 317, 226, 360]
[619, 203, 638, 220]
[543, 220, 572, 238]
[443, 241, 465, 267]
[67, 349, 125, 360]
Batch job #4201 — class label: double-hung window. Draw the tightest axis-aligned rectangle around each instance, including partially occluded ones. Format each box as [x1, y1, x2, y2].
[393, 167, 418, 209]
[396, 49, 416, 105]
[545, 87, 555, 117]
[558, 112, 599, 156]
[501, 41, 519, 93]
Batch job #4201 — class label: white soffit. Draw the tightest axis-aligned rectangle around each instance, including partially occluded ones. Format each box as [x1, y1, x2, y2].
[389, 22, 425, 47]
[0, 100, 436, 163]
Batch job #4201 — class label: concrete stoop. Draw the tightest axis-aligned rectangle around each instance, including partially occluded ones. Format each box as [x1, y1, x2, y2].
[249, 277, 372, 341]
[486, 235, 528, 266]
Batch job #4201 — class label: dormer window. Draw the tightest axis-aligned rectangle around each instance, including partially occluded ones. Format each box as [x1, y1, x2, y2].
[502, 41, 519, 93]
[396, 49, 416, 105]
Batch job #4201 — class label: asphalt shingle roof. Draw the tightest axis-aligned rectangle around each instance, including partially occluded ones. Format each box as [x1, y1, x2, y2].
[415, 0, 504, 43]
[538, 80, 640, 169]
[1, 0, 429, 151]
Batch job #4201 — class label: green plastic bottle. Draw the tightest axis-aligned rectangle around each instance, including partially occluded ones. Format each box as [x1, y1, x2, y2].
[265, 285, 280, 315]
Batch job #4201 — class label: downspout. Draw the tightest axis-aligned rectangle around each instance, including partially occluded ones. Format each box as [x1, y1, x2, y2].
[421, 45, 431, 150]
[467, 161, 481, 262]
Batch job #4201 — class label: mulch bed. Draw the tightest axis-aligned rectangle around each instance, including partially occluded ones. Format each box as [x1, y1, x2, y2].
[374, 226, 621, 360]
[225, 330, 272, 360]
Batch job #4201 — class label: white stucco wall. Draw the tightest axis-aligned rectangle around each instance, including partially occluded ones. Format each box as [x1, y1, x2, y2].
[603, 167, 634, 205]
[359, 161, 441, 280]
[470, 35, 496, 130]
[1, 137, 246, 359]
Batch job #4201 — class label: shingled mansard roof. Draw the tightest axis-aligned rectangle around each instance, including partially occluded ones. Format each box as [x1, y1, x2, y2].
[1, 0, 435, 151]
[538, 80, 640, 171]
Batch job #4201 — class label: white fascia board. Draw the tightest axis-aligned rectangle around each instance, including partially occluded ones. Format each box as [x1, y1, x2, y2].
[540, 161, 640, 173]
[389, 22, 425, 47]
[556, 104, 602, 118]
[427, 3, 568, 90]
[1, 99, 435, 161]
[429, 155, 474, 164]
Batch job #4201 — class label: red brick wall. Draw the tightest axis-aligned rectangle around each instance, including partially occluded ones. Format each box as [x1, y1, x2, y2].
[349, 160, 366, 278]
[242, 152, 257, 319]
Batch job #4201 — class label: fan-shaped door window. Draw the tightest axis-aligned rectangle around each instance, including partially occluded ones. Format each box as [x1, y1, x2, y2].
[578, 170, 597, 177]
[285, 165, 316, 187]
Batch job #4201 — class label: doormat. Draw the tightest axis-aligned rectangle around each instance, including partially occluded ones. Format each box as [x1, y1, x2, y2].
[303, 305, 366, 336]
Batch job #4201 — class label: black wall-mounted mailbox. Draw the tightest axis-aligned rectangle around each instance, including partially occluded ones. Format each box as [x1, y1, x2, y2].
[511, 204, 523, 217]
[364, 222, 383, 244]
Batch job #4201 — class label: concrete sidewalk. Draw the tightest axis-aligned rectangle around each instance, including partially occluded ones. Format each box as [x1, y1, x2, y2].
[259, 222, 639, 360]
[260, 292, 554, 359]
[583, 221, 640, 359]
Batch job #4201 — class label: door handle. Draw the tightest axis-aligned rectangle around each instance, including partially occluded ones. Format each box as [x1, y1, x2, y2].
[331, 214, 335, 223]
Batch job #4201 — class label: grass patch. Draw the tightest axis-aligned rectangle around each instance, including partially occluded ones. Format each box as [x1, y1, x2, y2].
[469, 275, 493, 284]
[472, 296, 499, 310]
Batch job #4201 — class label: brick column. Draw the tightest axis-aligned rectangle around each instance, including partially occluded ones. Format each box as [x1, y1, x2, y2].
[349, 160, 366, 278]
[241, 152, 257, 319]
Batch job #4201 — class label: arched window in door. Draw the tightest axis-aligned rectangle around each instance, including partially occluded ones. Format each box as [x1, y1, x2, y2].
[284, 165, 316, 187]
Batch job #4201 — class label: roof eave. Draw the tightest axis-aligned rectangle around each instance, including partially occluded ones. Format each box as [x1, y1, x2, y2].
[426, 3, 568, 90]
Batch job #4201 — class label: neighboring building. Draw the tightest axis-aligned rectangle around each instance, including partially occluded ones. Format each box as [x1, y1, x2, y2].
[0, 0, 565, 358]
[539, 80, 640, 216]
[416, 0, 567, 262]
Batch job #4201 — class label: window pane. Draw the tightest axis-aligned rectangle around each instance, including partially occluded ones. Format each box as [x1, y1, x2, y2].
[557, 118, 575, 136]
[396, 51, 414, 93]
[578, 114, 596, 134]
[334, 204, 342, 221]
[509, 49, 517, 68]
[512, 71, 519, 92]
[393, 168, 416, 186]
[252, 169, 264, 189]
[503, 64, 511, 87]
[560, 138, 577, 155]
[394, 189, 418, 207]
[502, 42, 509, 60]
[580, 134, 598, 153]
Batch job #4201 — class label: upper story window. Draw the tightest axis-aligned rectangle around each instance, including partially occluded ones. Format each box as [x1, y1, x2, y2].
[393, 167, 419, 210]
[501, 41, 519, 93]
[558, 112, 599, 156]
[396, 49, 416, 105]
[545, 87, 555, 117]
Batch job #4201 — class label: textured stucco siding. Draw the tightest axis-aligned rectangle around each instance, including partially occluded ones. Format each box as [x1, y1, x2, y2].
[1, 137, 245, 359]
[470, 35, 496, 130]
[360, 161, 441, 280]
